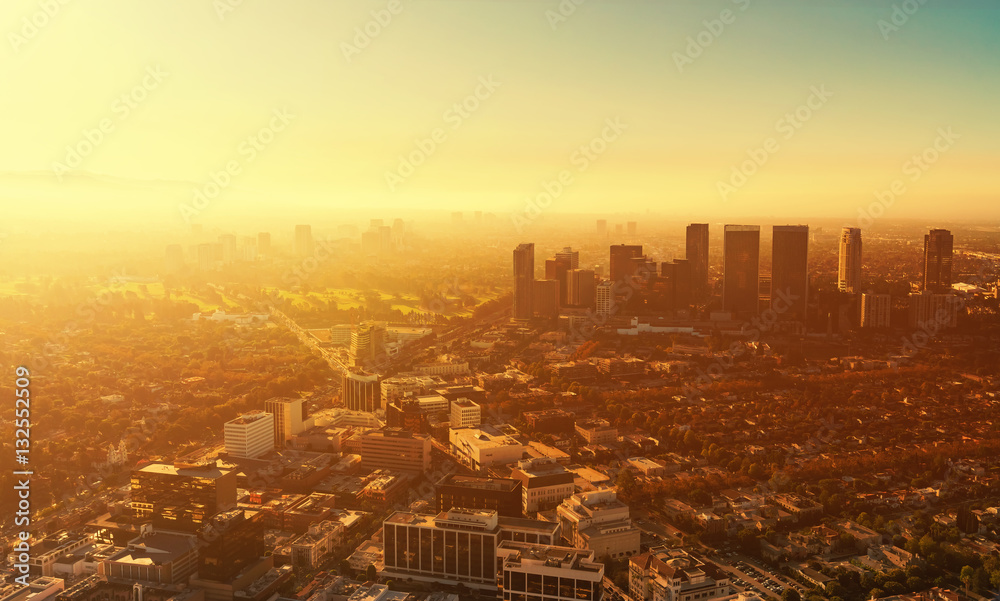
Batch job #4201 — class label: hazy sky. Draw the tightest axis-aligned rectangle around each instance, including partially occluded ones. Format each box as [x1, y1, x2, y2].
[1, 0, 998, 228]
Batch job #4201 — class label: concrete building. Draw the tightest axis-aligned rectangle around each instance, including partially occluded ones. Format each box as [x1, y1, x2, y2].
[224, 412, 274, 459]
[264, 397, 307, 449]
[342, 371, 381, 413]
[575, 420, 618, 445]
[436, 474, 523, 518]
[860, 293, 891, 328]
[359, 428, 431, 474]
[722, 225, 760, 316]
[381, 375, 446, 402]
[557, 489, 640, 560]
[102, 529, 199, 585]
[923, 228, 954, 292]
[628, 548, 731, 601]
[450, 399, 482, 428]
[908, 292, 959, 330]
[130, 462, 237, 532]
[838, 227, 863, 294]
[381, 508, 559, 591]
[450, 426, 526, 470]
[511, 458, 577, 514]
[498, 541, 604, 601]
[514, 243, 535, 320]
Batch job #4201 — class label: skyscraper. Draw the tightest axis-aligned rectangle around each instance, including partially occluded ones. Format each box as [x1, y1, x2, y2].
[609, 244, 643, 283]
[545, 258, 571, 305]
[838, 227, 862, 294]
[567, 269, 597, 308]
[923, 228, 954, 292]
[771, 225, 809, 322]
[513, 243, 534, 320]
[294, 224, 313, 258]
[555, 247, 580, 270]
[342, 370, 382, 413]
[722, 225, 760, 316]
[686, 223, 709, 300]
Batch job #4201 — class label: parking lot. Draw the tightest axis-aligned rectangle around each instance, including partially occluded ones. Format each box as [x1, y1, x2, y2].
[710, 551, 809, 599]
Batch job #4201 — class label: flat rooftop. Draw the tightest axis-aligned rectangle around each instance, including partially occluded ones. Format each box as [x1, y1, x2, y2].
[135, 462, 230, 479]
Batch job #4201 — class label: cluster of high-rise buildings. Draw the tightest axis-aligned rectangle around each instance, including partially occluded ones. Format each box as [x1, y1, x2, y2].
[514, 223, 963, 332]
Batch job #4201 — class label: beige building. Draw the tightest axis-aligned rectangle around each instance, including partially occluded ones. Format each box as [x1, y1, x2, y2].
[556, 489, 639, 560]
[511, 458, 576, 514]
[498, 541, 604, 601]
[359, 428, 431, 474]
[450, 426, 525, 470]
[629, 548, 731, 601]
[450, 398, 482, 428]
[575, 420, 618, 445]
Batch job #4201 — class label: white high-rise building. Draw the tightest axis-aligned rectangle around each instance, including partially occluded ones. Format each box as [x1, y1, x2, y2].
[224, 412, 275, 458]
[596, 281, 613, 317]
[450, 398, 481, 428]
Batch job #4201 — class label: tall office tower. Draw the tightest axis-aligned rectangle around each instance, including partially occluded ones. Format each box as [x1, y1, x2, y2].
[224, 412, 274, 459]
[771, 225, 810, 321]
[686, 223, 709, 299]
[838, 227, 862, 293]
[596, 281, 613, 317]
[627, 221, 637, 237]
[908, 292, 959, 329]
[219, 234, 237, 264]
[351, 322, 385, 367]
[257, 232, 271, 257]
[342, 370, 382, 413]
[722, 225, 760, 316]
[860, 293, 891, 328]
[361, 230, 380, 256]
[370, 218, 384, 230]
[513, 243, 535, 320]
[567, 269, 597, 308]
[596, 219, 607, 237]
[556, 247, 580, 270]
[165, 244, 185, 274]
[130, 462, 237, 532]
[609, 244, 643, 282]
[294, 224, 313, 258]
[546, 257, 572, 305]
[264, 397, 307, 448]
[660, 259, 693, 310]
[923, 229, 954, 292]
[532, 279, 561, 318]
